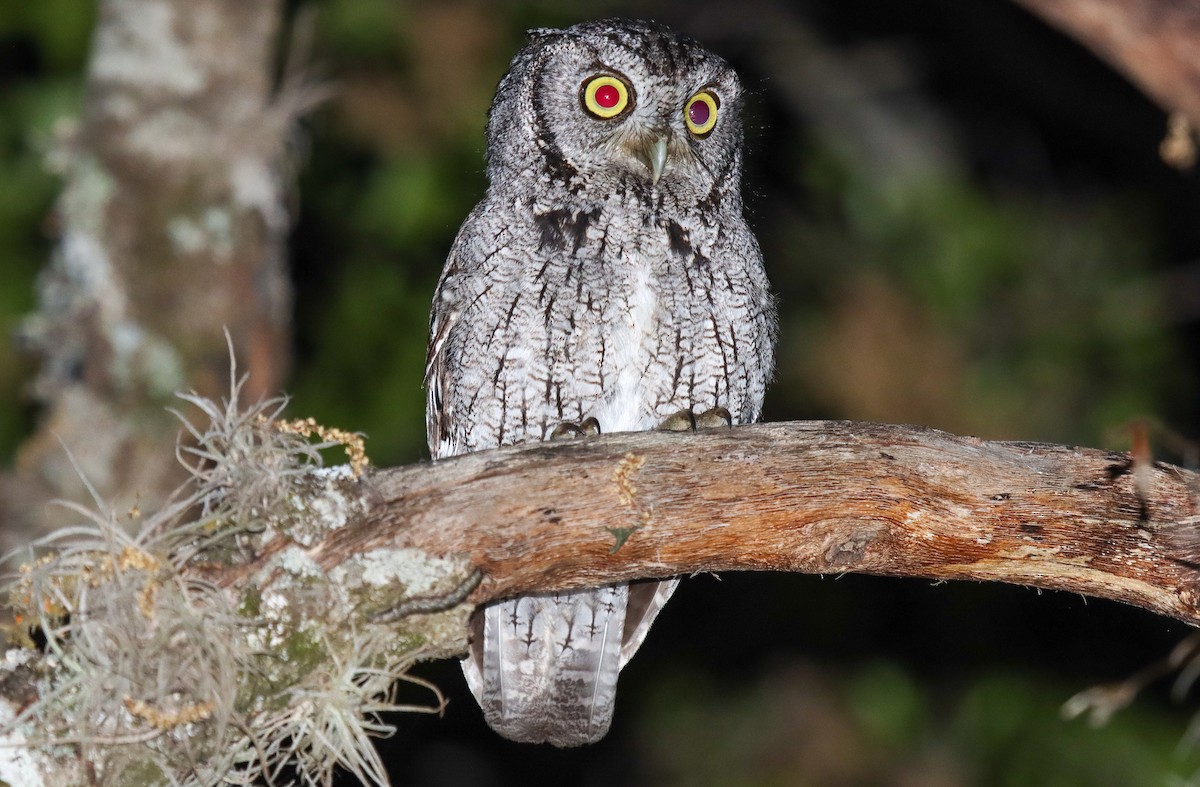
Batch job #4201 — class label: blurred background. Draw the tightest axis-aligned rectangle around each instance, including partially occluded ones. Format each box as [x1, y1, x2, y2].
[4, 0, 1200, 784]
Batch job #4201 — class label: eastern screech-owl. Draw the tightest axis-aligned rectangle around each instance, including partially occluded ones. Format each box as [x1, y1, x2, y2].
[426, 18, 776, 746]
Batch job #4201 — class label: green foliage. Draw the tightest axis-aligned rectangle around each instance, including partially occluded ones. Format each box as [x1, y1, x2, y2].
[319, 0, 410, 60]
[289, 252, 437, 464]
[635, 662, 1200, 786]
[955, 673, 1198, 787]
[0, 4, 95, 71]
[779, 145, 1189, 445]
[847, 661, 928, 752]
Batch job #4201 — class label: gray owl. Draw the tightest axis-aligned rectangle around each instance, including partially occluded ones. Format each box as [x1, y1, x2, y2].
[426, 18, 775, 746]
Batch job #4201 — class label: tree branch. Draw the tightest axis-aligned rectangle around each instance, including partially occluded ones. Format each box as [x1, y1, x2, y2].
[284, 420, 1200, 625]
[1010, 0, 1200, 131]
[5, 418, 1200, 783]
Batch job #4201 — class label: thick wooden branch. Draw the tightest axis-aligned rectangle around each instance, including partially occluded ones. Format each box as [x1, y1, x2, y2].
[6, 420, 1199, 784]
[1011, 0, 1200, 130]
[301, 420, 1200, 626]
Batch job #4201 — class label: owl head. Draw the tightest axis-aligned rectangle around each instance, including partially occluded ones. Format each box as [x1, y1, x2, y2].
[485, 18, 747, 207]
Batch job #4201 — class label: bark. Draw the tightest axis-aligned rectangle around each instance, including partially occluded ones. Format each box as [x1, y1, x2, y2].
[254, 421, 1200, 626]
[1011, 0, 1200, 130]
[1, 0, 294, 553]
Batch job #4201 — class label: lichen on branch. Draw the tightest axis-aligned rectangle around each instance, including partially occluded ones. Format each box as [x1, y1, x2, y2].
[1, 369, 465, 787]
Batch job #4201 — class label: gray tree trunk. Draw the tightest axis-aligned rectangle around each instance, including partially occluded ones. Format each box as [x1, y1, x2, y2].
[2, 0, 294, 553]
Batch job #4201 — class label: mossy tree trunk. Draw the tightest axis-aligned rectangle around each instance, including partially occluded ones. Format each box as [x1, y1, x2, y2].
[1, 0, 295, 552]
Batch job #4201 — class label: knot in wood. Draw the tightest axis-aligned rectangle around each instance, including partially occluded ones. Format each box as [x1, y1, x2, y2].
[822, 523, 887, 568]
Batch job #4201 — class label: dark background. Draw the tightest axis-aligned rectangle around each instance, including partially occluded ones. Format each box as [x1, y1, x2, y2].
[3, 0, 1200, 784]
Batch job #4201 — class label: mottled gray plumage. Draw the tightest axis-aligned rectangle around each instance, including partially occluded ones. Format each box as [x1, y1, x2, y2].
[426, 18, 775, 746]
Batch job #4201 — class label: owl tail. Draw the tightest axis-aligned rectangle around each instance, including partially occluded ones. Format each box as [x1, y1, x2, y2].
[462, 579, 677, 746]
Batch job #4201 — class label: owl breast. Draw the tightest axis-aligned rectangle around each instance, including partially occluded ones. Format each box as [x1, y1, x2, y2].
[432, 190, 771, 456]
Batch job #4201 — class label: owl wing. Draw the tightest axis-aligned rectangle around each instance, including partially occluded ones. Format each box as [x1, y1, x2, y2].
[621, 578, 679, 667]
[424, 250, 461, 457]
[424, 306, 452, 457]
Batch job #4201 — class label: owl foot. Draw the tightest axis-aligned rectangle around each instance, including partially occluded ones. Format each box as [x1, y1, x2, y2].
[696, 406, 733, 429]
[658, 406, 733, 431]
[550, 416, 601, 440]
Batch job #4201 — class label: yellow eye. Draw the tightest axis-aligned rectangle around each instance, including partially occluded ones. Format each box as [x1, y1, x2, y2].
[684, 91, 719, 136]
[581, 75, 630, 119]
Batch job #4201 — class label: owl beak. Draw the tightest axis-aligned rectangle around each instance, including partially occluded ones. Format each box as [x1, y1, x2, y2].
[647, 135, 669, 185]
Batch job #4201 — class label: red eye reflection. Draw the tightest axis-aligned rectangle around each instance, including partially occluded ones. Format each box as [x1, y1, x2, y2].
[582, 75, 630, 119]
[594, 84, 620, 109]
[684, 91, 719, 137]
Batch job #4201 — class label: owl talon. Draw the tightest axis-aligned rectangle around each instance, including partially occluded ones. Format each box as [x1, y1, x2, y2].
[550, 423, 583, 440]
[658, 410, 697, 432]
[659, 407, 732, 432]
[550, 417, 602, 440]
[695, 406, 732, 429]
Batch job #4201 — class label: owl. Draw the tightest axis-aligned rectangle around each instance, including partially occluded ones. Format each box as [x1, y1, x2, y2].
[426, 18, 775, 746]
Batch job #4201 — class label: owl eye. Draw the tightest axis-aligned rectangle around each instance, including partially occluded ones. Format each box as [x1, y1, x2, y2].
[581, 75, 630, 119]
[684, 91, 719, 137]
